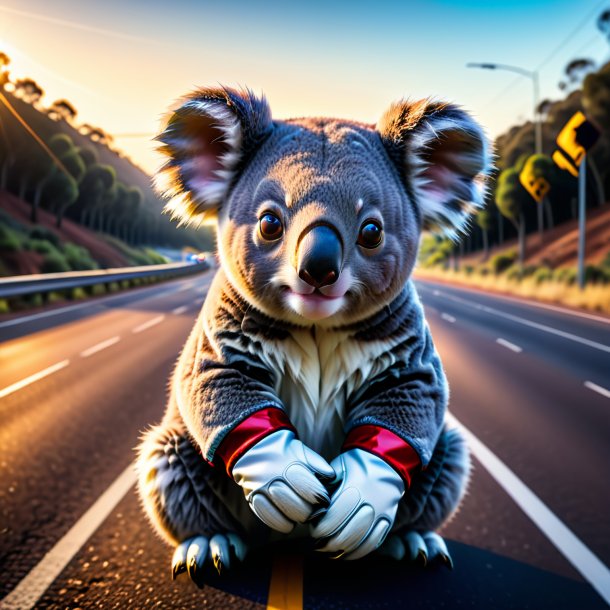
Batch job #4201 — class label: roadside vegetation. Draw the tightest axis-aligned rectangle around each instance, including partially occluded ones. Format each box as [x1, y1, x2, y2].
[417, 237, 610, 314]
[418, 12, 610, 315]
[0, 50, 214, 282]
[0, 207, 187, 314]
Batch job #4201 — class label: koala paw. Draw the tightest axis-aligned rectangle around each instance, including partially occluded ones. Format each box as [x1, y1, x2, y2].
[378, 531, 453, 569]
[171, 532, 248, 587]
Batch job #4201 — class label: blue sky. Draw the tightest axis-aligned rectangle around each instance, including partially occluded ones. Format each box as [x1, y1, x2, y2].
[0, 0, 608, 173]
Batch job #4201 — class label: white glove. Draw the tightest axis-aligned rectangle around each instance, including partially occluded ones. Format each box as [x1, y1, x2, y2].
[232, 429, 335, 533]
[310, 448, 405, 560]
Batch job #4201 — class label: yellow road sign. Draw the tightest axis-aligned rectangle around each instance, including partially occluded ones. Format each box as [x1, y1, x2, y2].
[519, 165, 551, 203]
[553, 111, 599, 176]
[556, 111, 587, 168]
[552, 150, 578, 178]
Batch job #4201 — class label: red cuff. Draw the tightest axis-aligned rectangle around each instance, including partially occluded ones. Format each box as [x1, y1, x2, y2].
[342, 425, 421, 487]
[215, 407, 296, 476]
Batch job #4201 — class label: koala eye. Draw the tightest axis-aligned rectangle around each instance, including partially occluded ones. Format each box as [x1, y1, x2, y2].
[259, 212, 283, 241]
[357, 220, 383, 249]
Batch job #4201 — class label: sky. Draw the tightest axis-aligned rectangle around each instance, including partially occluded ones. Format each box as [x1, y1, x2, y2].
[1, 0, 609, 175]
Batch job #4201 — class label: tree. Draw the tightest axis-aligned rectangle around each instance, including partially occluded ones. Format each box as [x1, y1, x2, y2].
[77, 147, 98, 168]
[44, 171, 78, 228]
[583, 61, 610, 132]
[559, 59, 596, 91]
[0, 52, 10, 88]
[13, 78, 44, 104]
[475, 208, 493, 260]
[495, 167, 530, 268]
[32, 135, 84, 225]
[583, 62, 610, 204]
[597, 9, 610, 44]
[537, 99, 553, 121]
[98, 181, 117, 232]
[49, 99, 77, 122]
[81, 125, 113, 145]
[11, 140, 54, 221]
[521, 154, 557, 235]
[125, 186, 143, 244]
[48, 133, 74, 157]
[70, 164, 116, 228]
[59, 150, 86, 183]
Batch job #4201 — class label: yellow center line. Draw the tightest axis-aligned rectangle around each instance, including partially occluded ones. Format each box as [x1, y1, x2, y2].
[266, 553, 303, 610]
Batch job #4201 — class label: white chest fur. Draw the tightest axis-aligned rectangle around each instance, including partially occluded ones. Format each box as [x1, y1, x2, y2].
[252, 327, 399, 459]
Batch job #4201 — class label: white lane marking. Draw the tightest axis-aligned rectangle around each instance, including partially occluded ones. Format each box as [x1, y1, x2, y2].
[0, 279, 196, 329]
[172, 305, 188, 315]
[178, 283, 193, 292]
[584, 381, 610, 399]
[418, 281, 610, 325]
[446, 412, 610, 606]
[132, 315, 165, 334]
[0, 464, 136, 610]
[441, 313, 456, 323]
[496, 338, 523, 353]
[80, 336, 121, 358]
[422, 287, 610, 354]
[0, 360, 70, 400]
[196, 287, 206, 295]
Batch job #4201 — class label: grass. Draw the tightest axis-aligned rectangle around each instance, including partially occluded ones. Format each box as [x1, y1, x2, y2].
[100, 235, 168, 266]
[415, 265, 610, 314]
[0, 209, 164, 276]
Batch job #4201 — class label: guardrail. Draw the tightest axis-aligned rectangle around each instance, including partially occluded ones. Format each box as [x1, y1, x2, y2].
[0, 261, 209, 299]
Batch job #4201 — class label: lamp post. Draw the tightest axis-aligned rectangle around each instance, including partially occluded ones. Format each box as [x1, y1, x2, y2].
[467, 62, 541, 155]
[468, 62, 544, 245]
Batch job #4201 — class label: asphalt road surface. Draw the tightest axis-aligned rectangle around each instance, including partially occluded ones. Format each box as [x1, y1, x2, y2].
[0, 273, 609, 609]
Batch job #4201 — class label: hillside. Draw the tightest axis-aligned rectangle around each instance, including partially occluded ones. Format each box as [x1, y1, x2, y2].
[0, 189, 128, 273]
[0, 91, 157, 207]
[0, 88, 214, 253]
[461, 204, 610, 268]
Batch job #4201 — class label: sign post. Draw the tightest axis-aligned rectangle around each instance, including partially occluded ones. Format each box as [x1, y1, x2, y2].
[552, 111, 600, 291]
[578, 156, 586, 291]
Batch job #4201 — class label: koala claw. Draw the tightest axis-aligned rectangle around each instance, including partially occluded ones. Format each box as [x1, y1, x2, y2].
[422, 532, 453, 569]
[171, 533, 248, 587]
[378, 531, 453, 569]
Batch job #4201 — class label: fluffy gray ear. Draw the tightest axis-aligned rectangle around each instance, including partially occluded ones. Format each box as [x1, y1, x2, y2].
[377, 99, 492, 238]
[155, 86, 273, 224]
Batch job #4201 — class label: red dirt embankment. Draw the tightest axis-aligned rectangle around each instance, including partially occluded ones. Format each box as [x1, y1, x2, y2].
[463, 204, 610, 268]
[0, 189, 128, 270]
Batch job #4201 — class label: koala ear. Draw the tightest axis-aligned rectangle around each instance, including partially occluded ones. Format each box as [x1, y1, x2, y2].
[155, 86, 273, 224]
[377, 99, 492, 238]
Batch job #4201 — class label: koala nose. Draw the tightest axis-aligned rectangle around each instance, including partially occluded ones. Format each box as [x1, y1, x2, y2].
[297, 225, 342, 288]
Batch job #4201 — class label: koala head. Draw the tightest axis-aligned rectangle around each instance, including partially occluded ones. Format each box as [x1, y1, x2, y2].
[156, 87, 491, 327]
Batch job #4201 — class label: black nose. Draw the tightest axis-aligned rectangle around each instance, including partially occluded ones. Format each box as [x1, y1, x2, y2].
[297, 225, 342, 288]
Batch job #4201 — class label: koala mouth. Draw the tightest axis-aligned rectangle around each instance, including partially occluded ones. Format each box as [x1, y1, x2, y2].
[289, 288, 342, 302]
[283, 287, 347, 321]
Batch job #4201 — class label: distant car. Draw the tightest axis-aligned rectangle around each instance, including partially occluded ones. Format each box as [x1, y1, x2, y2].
[186, 252, 213, 268]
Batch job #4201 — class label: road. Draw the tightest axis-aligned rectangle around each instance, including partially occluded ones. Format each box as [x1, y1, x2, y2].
[0, 274, 608, 609]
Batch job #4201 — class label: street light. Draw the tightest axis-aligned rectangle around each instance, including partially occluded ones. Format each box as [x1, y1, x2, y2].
[466, 62, 542, 155]
[468, 61, 544, 247]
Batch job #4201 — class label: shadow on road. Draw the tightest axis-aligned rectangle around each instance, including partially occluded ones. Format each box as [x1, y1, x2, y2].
[203, 540, 606, 610]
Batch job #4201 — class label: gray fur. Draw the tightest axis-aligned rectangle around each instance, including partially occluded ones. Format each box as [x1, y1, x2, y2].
[394, 427, 471, 533]
[136, 421, 469, 549]
[137, 87, 491, 558]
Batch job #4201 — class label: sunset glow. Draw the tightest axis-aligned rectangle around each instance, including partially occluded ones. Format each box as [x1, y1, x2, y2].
[1, 0, 608, 175]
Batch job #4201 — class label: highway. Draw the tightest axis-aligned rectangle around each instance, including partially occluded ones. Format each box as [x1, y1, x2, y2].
[0, 273, 608, 609]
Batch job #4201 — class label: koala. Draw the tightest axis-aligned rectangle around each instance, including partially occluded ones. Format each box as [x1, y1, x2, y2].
[136, 86, 491, 586]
